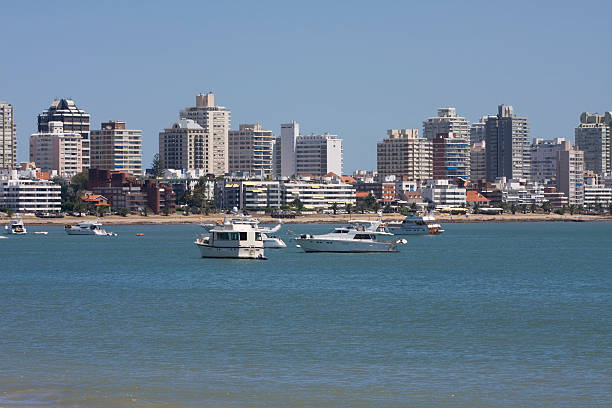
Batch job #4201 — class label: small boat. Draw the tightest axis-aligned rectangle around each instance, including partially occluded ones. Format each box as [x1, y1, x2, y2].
[4, 218, 27, 235]
[34, 231, 48, 235]
[194, 218, 265, 259]
[136, 233, 144, 236]
[386, 210, 444, 235]
[202, 210, 285, 248]
[65, 220, 115, 236]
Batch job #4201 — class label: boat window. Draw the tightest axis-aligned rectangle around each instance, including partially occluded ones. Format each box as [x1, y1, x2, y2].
[230, 232, 239, 240]
[239, 231, 247, 241]
[354, 233, 373, 240]
[255, 232, 262, 241]
[216, 232, 230, 240]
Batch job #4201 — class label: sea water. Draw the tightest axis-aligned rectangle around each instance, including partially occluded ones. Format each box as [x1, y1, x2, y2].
[0, 222, 610, 407]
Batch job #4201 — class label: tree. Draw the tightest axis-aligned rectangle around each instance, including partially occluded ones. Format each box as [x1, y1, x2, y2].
[331, 202, 338, 215]
[568, 204, 577, 215]
[511, 204, 517, 215]
[345, 203, 353, 215]
[410, 202, 418, 211]
[541, 201, 552, 213]
[529, 203, 537, 213]
[150, 153, 163, 178]
[71, 171, 89, 192]
[364, 193, 378, 210]
[291, 198, 304, 212]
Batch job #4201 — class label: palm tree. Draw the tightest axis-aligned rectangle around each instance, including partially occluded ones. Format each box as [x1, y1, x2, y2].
[541, 201, 552, 213]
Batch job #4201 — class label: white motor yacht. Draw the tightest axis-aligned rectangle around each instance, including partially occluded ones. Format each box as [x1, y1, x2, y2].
[65, 220, 115, 236]
[296, 225, 397, 253]
[4, 218, 27, 235]
[194, 219, 265, 259]
[201, 211, 286, 248]
[387, 210, 444, 235]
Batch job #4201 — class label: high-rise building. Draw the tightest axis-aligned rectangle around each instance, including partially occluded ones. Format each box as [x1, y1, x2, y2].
[159, 119, 209, 172]
[530, 138, 570, 184]
[29, 121, 83, 177]
[228, 124, 276, 176]
[279, 121, 299, 177]
[423, 107, 470, 141]
[0, 101, 17, 169]
[295, 133, 343, 177]
[470, 116, 494, 145]
[179, 93, 230, 176]
[91, 120, 142, 175]
[557, 146, 584, 206]
[574, 112, 611, 176]
[432, 132, 471, 180]
[37, 99, 91, 169]
[377, 129, 432, 182]
[470, 141, 486, 181]
[275, 122, 343, 177]
[485, 105, 530, 182]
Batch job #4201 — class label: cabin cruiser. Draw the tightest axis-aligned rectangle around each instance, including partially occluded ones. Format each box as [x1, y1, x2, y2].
[65, 220, 116, 236]
[194, 218, 265, 259]
[4, 218, 27, 235]
[386, 210, 444, 235]
[201, 211, 286, 249]
[296, 224, 397, 253]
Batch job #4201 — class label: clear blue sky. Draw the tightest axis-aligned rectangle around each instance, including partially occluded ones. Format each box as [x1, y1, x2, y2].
[2, 0, 610, 172]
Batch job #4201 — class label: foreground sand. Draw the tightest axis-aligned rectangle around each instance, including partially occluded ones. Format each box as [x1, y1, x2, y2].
[5, 212, 612, 226]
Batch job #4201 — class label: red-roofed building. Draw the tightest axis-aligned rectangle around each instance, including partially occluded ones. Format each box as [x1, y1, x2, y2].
[466, 190, 490, 206]
[81, 193, 109, 207]
[340, 175, 357, 184]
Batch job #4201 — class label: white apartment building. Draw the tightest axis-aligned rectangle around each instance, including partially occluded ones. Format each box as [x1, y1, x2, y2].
[377, 129, 432, 182]
[228, 124, 276, 176]
[295, 133, 342, 176]
[495, 178, 545, 206]
[179, 93, 230, 176]
[574, 112, 611, 176]
[0, 170, 61, 212]
[557, 147, 584, 206]
[418, 179, 466, 208]
[159, 119, 210, 172]
[423, 107, 470, 141]
[0, 101, 17, 169]
[29, 121, 83, 177]
[583, 176, 612, 208]
[531, 138, 570, 183]
[276, 122, 343, 177]
[91, 120, 142, 175]
[283, 181, 355, 210]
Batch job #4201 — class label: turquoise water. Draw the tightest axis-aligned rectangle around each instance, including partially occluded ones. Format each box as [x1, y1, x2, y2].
[0, 222, 610, 407]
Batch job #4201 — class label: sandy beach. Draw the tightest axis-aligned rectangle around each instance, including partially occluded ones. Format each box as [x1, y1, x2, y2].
[5, 212, 612, 226]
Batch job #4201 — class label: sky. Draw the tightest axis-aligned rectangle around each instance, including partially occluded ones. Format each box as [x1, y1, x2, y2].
[1, 0, 611, 172]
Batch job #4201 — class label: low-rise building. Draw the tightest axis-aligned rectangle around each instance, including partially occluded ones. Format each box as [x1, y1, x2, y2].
[583, 176, 612, 208]
[418, 179, 466, 208]
[88, 169, 176, 213]
[0, 170, 61, 212]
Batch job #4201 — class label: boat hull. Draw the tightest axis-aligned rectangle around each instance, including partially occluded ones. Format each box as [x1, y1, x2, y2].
[196, 243, 265, 259]
[66, 229, 108, 235]
[263, 237, 286, 248]
[296, 238, 396, 253]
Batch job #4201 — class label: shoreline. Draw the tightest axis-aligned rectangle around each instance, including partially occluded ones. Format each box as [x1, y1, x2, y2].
[4, 213, 612, 226]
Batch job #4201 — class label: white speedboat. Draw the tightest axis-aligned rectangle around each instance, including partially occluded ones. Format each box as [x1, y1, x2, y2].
[195, 219, 265, 259]
[5, 218, 27, 235]
[65, 220, 115, 236]
[387, 210, 444, 235]
[296, 225, 397, 253]
[262, 233, 286, 248]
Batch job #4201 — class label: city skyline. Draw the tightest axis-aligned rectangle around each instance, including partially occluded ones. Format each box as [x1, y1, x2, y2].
[1, 1, 611, 171]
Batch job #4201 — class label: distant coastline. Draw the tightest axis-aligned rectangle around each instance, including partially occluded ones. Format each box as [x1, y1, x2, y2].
[5, 213, 612, 226]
